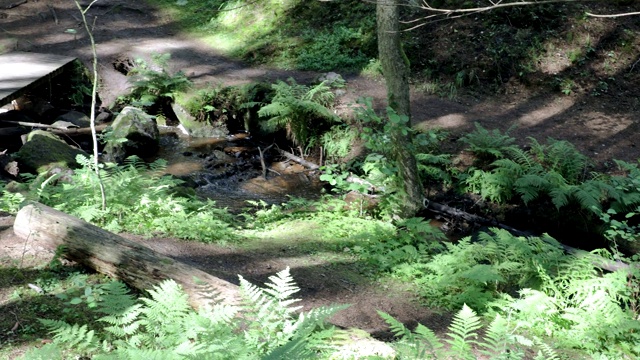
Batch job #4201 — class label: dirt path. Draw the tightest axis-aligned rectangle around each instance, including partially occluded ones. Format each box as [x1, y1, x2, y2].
[2, 0, 639, 336]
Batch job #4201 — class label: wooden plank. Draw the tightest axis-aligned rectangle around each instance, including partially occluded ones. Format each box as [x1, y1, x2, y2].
[0, 52, 77, 107]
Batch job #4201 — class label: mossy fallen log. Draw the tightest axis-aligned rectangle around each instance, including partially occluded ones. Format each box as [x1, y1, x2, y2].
[13, 202, 241, 309]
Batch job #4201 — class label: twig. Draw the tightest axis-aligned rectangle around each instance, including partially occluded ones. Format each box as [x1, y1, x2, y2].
[258, 144, 274, 179]
[47, 5, 59, 25]
[0, 120, 59, 128]
[277, 149, 319, 170]
[630, 58, 640, 73]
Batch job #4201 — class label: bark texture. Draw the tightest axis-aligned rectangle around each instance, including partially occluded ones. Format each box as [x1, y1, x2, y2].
[377, 0, 423, 217]
[13, 202, 241, 309]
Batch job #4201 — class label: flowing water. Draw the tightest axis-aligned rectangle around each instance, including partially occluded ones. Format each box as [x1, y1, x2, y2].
[155, 133, 324, 212]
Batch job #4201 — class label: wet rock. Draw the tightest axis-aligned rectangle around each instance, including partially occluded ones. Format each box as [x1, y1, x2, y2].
[102, 106, 159, 163]
[204, 150, 235, 169]
[95, 110, 112, 124]
[56, 110, 91, 128]
[223, 146, 254, 158]
[344, 191, 380, 212]
[13, 130, 87, 173]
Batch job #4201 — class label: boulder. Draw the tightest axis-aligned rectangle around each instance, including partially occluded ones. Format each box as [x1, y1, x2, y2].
[102, 106, 160, 163]
[13, 130, 87, 174]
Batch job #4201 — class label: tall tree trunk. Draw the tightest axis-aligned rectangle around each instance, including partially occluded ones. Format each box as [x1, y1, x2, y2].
[377, 0, 423, 217]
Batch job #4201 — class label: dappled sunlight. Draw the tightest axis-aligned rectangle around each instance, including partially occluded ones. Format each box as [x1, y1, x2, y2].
[517, 96, 575, 127]
[415, 113, 468, 131]
[581, 112, 633, 138]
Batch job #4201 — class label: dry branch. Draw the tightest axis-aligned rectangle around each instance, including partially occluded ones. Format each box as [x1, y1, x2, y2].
[277, 149, 319, 170]
[14, 202, 241, 309]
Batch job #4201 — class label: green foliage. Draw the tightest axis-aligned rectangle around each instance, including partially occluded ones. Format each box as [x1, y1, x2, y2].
[319, 124, 359, 164]
[258, 78, 339, 146]
[459, 123, 518, 164]
[0, 182, 26, 214]
[127, 53, 192, 107]
[464, 137, 611, 212]
[413, 229, 566, 311]
[296, 26, 370, 71]
[489, 251, 640, 357]
[345, 98, 452, 216]
[379, 304, 554, 359]
[35, 155, 238, 243]
[22, 269, 347, 360]
[359, 217, 446, 272]
[179, 82, 271, 132]
[608, 159, 640, 212]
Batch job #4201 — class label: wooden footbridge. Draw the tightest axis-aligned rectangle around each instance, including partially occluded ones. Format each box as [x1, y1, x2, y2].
[0, 52, 77, 107]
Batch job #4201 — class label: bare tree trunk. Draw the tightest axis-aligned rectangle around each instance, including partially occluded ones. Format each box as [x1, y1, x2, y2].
[13, 202, 241, 309]
[377, 0, 423, 217]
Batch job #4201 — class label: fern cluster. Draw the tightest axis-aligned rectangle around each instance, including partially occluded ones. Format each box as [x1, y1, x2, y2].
[126, 53, 192, 107]
[380, 304, 560, 360]
[35, 155, 238, 243]
[413, 228, 566, 311]
[489, 250, 640, 358]
[22, 268, 347, 360]
[464, 137, 618, 212]
[459, 123, 518, 164]
[257, 78, 339, 146]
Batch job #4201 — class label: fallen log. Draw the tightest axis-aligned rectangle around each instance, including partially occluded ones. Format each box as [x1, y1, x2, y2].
[13, 202, 241, 309]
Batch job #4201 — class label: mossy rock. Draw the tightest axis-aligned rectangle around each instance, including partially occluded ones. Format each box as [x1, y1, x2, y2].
[13, 130, 87, 174]
[103, 106, 160, 163]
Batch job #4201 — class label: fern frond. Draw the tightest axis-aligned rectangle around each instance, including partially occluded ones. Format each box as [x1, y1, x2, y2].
[445, 304, 482, 360]
[263, 267, 302, 310]
[40, 320, 102, 353]
[377, 311, 414, 340]
[534, 339, 560, 360]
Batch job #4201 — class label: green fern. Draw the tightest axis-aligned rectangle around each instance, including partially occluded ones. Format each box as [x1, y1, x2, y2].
[379, 303, 560, 360]
[445, 304, 482, 359]
[378, 310, 444, 358]
[127, 53, 192, 107]
[39, 320, 102, 355]
[459, 123, 518, 164]
[26, 270, 347, 360]
[258, 78, 339, 146]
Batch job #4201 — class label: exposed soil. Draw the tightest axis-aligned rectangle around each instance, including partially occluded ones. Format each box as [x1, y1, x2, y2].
[1, 0, 639, 345]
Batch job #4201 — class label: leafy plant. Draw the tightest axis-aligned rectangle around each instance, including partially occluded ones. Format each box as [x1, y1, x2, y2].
[459, 123, 518, 164]
[127, 53, 192, 107]
[414, 229, 566, 311]
[379, 304, 556, 359]
[179, 82, 272, 133]
[488, 251, 640, 358]
[296, 26, 370, 71]
[464, 137, 612, 212]
[258, 78, 339, 146]
[319, 123, 360, 164]
[35, 155, 238, 243]
[22, 268, 348, 359]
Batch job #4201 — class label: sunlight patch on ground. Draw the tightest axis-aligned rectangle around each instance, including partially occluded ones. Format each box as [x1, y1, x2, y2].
[517, 97, 575, 127]
[415, 113, 467, 131]
[580, 112, 633, 138]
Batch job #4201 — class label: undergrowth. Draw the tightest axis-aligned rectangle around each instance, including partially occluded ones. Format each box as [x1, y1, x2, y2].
[28, 155, 238, 243]
[20, 268, 348, 359]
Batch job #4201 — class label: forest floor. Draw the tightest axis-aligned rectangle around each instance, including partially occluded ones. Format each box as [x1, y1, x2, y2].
[1, 0, 640, 352]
